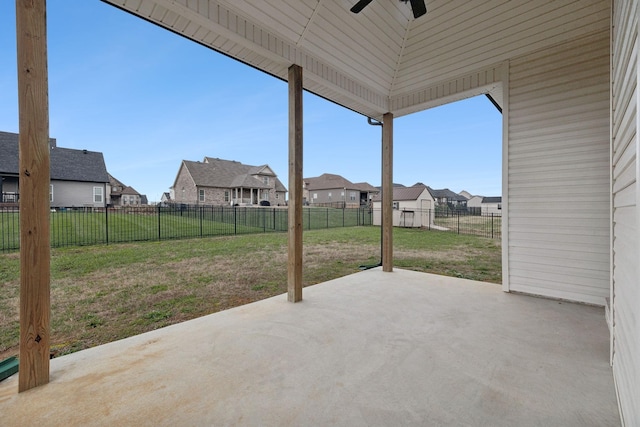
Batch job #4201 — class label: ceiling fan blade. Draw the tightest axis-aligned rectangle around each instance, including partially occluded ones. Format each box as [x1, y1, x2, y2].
[350, 0, 374, 14]
[409, 0, 427, 19]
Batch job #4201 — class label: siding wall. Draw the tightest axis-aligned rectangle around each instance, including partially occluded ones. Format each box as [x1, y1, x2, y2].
[506, 30, 611, 305]
[51, 181, 106, 208]
[611, 0, 639, 423]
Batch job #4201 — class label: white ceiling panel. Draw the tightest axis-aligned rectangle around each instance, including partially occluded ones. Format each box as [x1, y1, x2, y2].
[102, 0, 610, 119]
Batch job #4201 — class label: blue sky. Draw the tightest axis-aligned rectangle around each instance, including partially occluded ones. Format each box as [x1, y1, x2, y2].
[1, 1, 502, 202]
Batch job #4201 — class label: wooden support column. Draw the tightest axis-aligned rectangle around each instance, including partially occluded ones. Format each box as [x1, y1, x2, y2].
[16, 0, 51, 391]
[382, 113, 393, 272]
[287, 64, 303, 302]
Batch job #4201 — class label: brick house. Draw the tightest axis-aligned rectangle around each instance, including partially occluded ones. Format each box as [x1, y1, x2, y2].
[107, 174, 144, 206]
[171, 157, 287, 206]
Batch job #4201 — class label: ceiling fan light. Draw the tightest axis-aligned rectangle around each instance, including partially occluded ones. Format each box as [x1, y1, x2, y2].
[409, 0, 427, 19]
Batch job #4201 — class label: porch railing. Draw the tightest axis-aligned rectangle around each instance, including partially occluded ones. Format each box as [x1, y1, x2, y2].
[1, 193, 19, 203]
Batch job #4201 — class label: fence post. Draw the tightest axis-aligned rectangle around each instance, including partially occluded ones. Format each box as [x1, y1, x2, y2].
[263, 208, 266, 232]
[200, 206, 203, 237]
[342, 207, 345, 227]
[326, 208, 329, 228]
[234, 205, 237, 235]
[105, 206, 109, 245]
[457, 211, 460, 234]
[157, 204, 161, 240]
[491, 213, 494, 239]
[273, 208, 276, 230]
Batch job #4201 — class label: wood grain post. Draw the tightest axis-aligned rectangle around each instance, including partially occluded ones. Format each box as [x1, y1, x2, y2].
[16, 0, 51, 391]
[382, 113, 393, 272]
[287, 64, 303, 302]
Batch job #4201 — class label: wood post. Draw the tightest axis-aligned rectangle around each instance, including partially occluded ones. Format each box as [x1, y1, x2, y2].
[382, 113, 393, 272]
[287, 64, 303, 302]
[16, 0, 51, 391]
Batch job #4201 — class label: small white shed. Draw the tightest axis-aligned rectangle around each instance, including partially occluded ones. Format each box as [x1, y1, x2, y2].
[481, 197, 502, 215]
[372, 186, 434, 228]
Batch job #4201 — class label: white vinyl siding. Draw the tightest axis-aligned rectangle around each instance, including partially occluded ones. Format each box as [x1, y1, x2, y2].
[611, 0, 639, 423]
[506, 30, 610, 305]
[48, 181, 105, 208]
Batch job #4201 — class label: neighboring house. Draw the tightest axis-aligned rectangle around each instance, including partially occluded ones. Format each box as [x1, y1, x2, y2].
[464, 193, 484, 214]
[160, 192, 171, 206]
[303, 173, 378, 207]
[0, 131, 108, 208]
[459, 190, 474, 199]
[353, 182, 380, 205]
[428, 188, 468, 210]
[172, 157, 287, 206]
[108, 174, 144, 207]
[372, 184, 435, 228]
[481, 196, 502, 215]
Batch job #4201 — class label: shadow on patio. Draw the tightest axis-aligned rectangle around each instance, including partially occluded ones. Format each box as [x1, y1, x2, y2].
[0, 268, 619, 426]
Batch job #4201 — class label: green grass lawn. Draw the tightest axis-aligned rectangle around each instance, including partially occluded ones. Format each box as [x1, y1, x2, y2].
[0, 226, 501, 360]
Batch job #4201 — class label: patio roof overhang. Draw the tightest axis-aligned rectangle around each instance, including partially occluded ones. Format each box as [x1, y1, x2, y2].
[13, 1, 638, 422]
[101, 0, 608, 119]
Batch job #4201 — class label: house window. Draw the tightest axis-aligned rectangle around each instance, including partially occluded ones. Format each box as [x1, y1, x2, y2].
[262, 176, 269, 185]
[199, 189, 205, 202]
[350, 192, 356, 201]
[498, 204, 502, 210]
[50, 184, 53, 202]
[93, 186, 103, 203]
[275, 193, 279, 199]
[328, 192, 332, 201]
[313, 193, 317, 199]
[224, 191, 230, 202]
[262, 191, 269, 200]
[393, 202, 399, 210]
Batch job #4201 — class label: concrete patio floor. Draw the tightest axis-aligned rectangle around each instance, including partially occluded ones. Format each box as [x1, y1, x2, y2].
[0, 268, 620, 426]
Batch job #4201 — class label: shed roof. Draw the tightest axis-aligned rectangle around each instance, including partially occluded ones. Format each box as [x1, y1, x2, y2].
[482, 196, 502, 204]
[372, 185, 431, 202]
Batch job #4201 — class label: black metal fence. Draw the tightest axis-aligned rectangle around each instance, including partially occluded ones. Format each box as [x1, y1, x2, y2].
[371, 207, 501, 240]
[432, 208, 501, 239]
[0, 204, 373, 252]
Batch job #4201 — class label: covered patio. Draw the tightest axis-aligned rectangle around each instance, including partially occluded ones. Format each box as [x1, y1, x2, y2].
[0, 269, 619, 425]
[7, 0, 639, 423]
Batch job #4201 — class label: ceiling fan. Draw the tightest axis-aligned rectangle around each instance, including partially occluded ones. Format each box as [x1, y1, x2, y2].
[350, 0, 427, 19]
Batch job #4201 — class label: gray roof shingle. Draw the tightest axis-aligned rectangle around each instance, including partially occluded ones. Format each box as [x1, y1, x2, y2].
[183, 157, 286, 192]
[0, 131, 108, 183]
[372, 185, 430, 202]
[482, 196, 502, 203]
[427, 187, 468, 202]
[304, 173, 376, 192]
